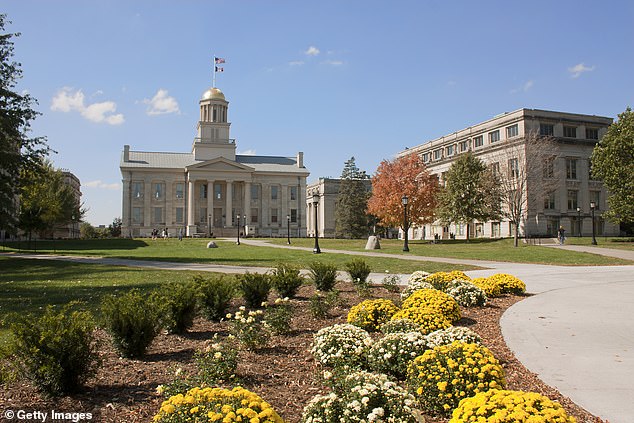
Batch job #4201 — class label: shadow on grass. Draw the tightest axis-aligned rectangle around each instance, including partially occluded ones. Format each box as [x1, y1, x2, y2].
[4, 238, 149, 251]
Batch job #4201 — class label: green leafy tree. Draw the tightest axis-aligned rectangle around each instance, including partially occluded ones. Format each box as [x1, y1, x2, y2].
[436, 152, 502, 241]
[591, 107, 634, 225]
[19, 162, 83, 239]
[0, 15, 51, 236]
[109, 217, 122, 237]
[335, 157, 371, 238]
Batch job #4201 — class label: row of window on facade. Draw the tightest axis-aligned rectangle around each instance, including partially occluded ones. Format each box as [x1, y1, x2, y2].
[543, 190, 600, 212]
[131, 207, 299, 226]
[131, 182, 299, 202]
[422, 123, 600, 163]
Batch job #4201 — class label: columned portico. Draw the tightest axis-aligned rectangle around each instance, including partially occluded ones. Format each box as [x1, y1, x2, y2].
[226, 181, 233, 227]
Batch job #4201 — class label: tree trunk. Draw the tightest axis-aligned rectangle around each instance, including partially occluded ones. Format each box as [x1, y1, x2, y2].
[513, 223, 520, 247]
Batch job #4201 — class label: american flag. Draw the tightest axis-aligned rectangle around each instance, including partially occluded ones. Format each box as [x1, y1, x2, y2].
[214, 57, 226, 64]
[215, 66, 224, 72]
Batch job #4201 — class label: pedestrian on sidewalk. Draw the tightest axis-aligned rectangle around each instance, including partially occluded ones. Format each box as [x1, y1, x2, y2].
[558, 226, 566, 245]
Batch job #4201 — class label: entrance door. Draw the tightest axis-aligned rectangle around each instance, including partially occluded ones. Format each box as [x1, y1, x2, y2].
[213, 208, 223, 227]
[546, 218, 559, 237]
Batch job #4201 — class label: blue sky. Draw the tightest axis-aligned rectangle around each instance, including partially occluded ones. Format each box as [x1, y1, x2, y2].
[4, 0, 633, 225]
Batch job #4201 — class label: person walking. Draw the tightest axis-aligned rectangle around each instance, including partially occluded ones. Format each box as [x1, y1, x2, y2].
[558, 226, 566, 245]
[178, 228, 183, 241]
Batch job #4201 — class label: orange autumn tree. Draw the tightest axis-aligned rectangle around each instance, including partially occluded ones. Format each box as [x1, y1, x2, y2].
[368, 153, 439, 230]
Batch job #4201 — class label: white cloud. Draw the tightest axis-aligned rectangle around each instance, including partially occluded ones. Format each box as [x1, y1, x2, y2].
[289, 60, 305, 66]
[568, 63, 595, 78]
[84, 180, 121, 190]
[322, 60, 344, 66]
[238, 149, 256, 156]
[305, 46, 320, 56]
[51, 87, 124, 125]
[143, 89, 180, 116]
[510, 79, 534, 94]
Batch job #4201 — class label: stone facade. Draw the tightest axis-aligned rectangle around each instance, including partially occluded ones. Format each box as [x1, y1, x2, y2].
[51, 170, 82, 239]
[120, 87, 309, 238]
[397, 109, 619, 239]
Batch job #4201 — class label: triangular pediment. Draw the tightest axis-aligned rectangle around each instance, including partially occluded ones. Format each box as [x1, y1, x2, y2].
[186, 157, 254, 172]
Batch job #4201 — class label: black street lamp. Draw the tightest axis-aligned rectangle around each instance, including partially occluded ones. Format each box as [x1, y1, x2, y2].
[590, 202, 597, 245]
[208, 214, 212, 237]
[236, 214, 241, 245]
[402, 195, 409, 252]
[286, 215, 291, 244]
[312, 192, 321, 254]
[576, 207, 581, 237]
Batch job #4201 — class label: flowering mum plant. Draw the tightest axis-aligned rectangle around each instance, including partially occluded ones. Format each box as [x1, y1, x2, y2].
[450, 389, 577, 423]
[347, 299, 400, 332]
[380, 318, 420, 334]
[400, 279, 435, 300]
[408, 271, 431, 283]
[390, 308, 452, 335]
[381, 271, 401, 293]
[264, 297, 293, 335]
[488, 273, 526, 294]
[367, 331, 430, 380]
[310, 324, 372, 369]
[401, 289, 461, 323]
[227, 306, 271, 350]
[153, 386, 284, 423]
[470, 277, 502, 297]
[194, 334, 238, 384]
[302, 371, 424, 423]
[445, 279, 487, 307]
[407, 341, 506, 416]
[425, 271, 471, 291]
[425, 326, 481, 348]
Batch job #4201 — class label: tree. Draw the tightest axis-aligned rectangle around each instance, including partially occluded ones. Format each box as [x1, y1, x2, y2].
[335, 157, 370, 238]
[367, 154, 439, 231]
[488, 133, 561, 247]
[591, 107, 634, 225]
[109, 217, 123, 237]
[0, 15, 51, 236]
[436, 152, 502, 241]
[19, 162, 83, 239]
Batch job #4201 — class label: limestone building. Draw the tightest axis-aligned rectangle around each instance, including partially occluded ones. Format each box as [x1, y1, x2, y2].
[398, 109, 619, 239]
[51, 170, 82, 239]
[120, 86, 309, 238]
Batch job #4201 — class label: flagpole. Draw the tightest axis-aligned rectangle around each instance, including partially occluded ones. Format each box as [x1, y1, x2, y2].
[212, 55, 216, 88]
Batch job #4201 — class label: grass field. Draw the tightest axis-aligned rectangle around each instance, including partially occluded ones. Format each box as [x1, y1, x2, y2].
[562, 236, 634, 251]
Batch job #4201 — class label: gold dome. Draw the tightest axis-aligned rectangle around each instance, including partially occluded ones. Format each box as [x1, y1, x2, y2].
[201, 87, 226, 101]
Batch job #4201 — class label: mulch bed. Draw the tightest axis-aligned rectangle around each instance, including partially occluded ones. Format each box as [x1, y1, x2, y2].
[0, 283, 607, 423]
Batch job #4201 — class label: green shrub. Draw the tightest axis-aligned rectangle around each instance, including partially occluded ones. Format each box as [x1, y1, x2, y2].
[309, 262, 338, 291]
[195, 275, 236, 321]
[264, 298, 293, 335]
[101, 289, 162, 358]
[156, 281, 198, 334]
[270, 263, 304, 298]
[309, 290, 340, 319]
[238, 272, 272, 308]
[8, 303, 100, 396]
[345, 259, 371, 285]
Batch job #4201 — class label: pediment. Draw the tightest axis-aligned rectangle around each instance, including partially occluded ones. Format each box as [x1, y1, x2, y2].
[187, 157, 254, 172]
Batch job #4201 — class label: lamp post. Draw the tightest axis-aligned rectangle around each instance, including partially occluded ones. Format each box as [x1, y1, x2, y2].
[243, 215, 247, 238]
[286, 215, 291, 244]
[208, 214, 212, 237]
[590, 202, 597, 245]
[576, 207, 581, 237]
[402, 195, 409, 252]
[236, 214, 241, 245]
[312, 192, 321, 254]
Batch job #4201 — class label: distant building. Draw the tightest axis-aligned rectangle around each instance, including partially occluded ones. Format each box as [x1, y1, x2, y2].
[120, 85, 309, 238]
[306, 177, 372, 238]
[51, 170, 82, 239]
[397, 109, 619, 239]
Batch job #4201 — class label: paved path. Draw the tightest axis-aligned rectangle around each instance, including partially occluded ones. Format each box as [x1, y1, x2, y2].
[2, 243, 634, 422]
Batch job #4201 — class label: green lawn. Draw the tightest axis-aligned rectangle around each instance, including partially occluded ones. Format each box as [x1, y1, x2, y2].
[266, 237, 633, 265]
[0, 238, 476, 273]
[562, 236, 634, 251]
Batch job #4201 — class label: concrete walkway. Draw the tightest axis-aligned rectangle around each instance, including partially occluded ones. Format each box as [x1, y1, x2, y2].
[2, 242, 634, 422]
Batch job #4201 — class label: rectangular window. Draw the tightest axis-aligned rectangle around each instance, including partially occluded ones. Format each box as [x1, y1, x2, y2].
[214, 183, 222, 200]
[544, 192, 555, 209]
[200, 208, 207, 223]
[290, 209, 297, 223]
[563, 126, 577, 138]
[153, 183, 164, 199]
[290, 186, 297, 201]
[422, 152, 430, 162]
[586, 128, 599, 140]
[271, 208, 278, 223]
[491, 222, 500, 238]
[200, 184, 207, 199]
[506, 124, 518, 138]
[474, 135, 484, 147]
[271, 186, 278, 201]
[433, 149, 442, 160]
[457, 224, 464, 236]
[153, 207, 163, 223]
[132, 182, 144, 199]
[459, 140, 469, 152]
[175, 207, 184, 223]
[590, 191, 600, 209]
[489, 130, 500, 143]
[446, 145, 454, 156]
[132, 207, 143, 224]
[566, 158, 577, 179]
[491, 162, 500, 176]
[175, 183, 184, 199]
[250, 208, 259, 223]
[509, 158, 519, 178]
[567, 190, 578, 210]
[251, 184, 259, 200]
[543, 156, 555, 178]
[539, 124, 554, 136]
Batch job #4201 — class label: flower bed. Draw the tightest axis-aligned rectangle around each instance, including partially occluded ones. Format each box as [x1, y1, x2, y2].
[401, 288, 461, 323]
[310, 323, 372, 369]
[346, 299, 399, 331]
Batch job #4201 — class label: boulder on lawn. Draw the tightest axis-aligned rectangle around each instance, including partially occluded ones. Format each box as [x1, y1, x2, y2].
[206, 241, 218, 248]
[365, 236, 381, 250]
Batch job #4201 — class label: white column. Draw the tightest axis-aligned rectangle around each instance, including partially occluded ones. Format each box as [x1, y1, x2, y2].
[187, 179, 196, 236]
[207, 180, 214, 231]
[226, 181, 233, 227]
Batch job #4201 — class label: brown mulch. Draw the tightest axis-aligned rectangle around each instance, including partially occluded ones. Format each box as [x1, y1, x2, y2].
[0, 283, 607, 423]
